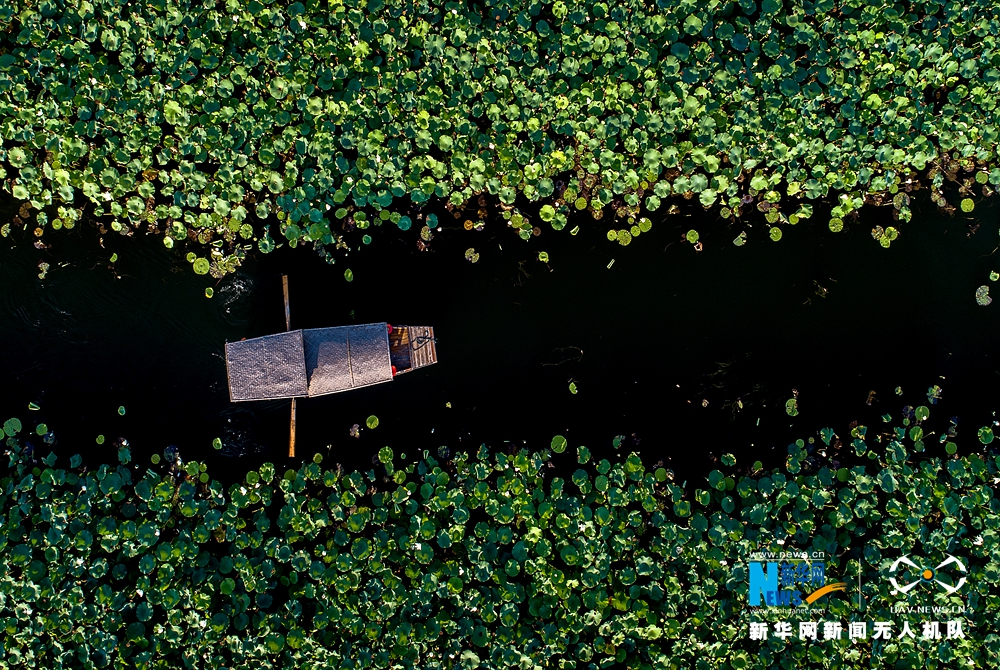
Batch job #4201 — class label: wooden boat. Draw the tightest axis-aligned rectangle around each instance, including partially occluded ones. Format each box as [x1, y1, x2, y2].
[224, 276, 436, 457]
[225, 323, 437, 402]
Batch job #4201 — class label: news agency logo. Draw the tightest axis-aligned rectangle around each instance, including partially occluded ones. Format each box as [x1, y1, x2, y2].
[889, 554, 967, 596]
[749, 555, 847, 608]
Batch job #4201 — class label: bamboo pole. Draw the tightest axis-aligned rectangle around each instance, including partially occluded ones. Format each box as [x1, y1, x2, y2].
[282, 275, 296, 457]
[282, 275, 291, 332]
[289, 399, 297, 458]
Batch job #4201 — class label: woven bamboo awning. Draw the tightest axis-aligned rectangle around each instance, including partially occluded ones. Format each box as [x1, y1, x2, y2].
[225, 323, 393, 401]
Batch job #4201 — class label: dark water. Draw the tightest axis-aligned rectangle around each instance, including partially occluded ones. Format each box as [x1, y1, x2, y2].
[1, 191, 999, 483]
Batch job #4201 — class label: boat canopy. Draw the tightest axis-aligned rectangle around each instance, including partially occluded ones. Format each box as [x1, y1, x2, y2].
[225, 323, 393, 401]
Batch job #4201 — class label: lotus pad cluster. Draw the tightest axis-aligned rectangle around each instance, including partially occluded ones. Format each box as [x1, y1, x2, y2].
[1, 0, 999, 271]
[2, 403, 1000, 668]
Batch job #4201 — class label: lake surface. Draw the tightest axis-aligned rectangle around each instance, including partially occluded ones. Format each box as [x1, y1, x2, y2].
[1, 192, 998, 483]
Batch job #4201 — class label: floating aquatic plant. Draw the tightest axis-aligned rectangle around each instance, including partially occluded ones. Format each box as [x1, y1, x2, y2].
[2, 1, 998, 270]
[785, 398, 799, 417]
[0, 402, 925, 670]
[366, 415, 379, 429]
[976, 285, 992, 306]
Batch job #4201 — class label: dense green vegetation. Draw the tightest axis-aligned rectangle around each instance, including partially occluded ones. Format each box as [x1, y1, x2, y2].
[2, 0, 999, 274]
[0, 404, 998, 669]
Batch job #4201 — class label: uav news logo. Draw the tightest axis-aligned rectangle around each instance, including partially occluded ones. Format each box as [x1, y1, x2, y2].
[889, 554, 967, 596]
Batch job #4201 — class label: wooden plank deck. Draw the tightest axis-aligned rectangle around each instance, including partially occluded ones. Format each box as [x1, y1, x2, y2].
[389, 327, 412, 371]
[409, 326, 437, 369]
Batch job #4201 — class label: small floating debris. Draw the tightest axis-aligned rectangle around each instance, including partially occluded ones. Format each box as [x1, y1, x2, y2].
[976, 285, 992, 306]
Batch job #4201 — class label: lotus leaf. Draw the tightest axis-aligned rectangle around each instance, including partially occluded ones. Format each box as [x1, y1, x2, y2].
[3, 418, 21, 436]
[976, 285, 992, 306]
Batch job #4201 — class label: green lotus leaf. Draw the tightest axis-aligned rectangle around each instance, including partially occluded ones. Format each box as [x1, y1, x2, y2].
[366, 415, 379, 429]
[163, 100, 188, 126]
[979, 427, 995, 444]
[769, 226, 782, 241]
[268, 78, 290, 99]
[3, 418, 21, 436]
[686, 230, 699, 244]
[459, 650, 481, 669]
[192, 258, 210, 275]
[471, 626, 490, 647]
[560, 545, 580, 565]
[551, 435, 568, 453]
[344, 268, 354, 282]
[976, 285, 992, 306]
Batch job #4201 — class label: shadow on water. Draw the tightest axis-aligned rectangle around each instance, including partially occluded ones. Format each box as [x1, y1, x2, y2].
[1, 190, 999, 483]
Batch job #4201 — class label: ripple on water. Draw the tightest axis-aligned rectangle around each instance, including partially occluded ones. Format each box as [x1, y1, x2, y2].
[217, 407, 269, 458]
[216, 273, 257, 327]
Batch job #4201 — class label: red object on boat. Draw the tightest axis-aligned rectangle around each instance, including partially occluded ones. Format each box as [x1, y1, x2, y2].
[387, 324, 393, 334]
[391, 365, 397, 376]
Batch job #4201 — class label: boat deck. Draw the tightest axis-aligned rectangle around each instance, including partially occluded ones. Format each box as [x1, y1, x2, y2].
[409, 326, 437, 369]
[388, 325, 437, 374]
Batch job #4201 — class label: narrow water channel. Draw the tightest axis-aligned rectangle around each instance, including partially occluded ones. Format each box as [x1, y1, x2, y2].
[1, 191, 998, 482]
